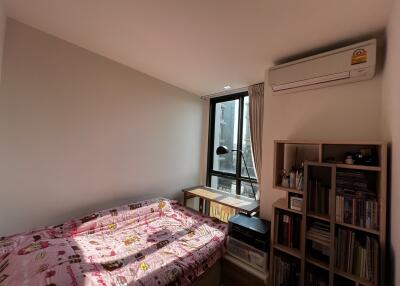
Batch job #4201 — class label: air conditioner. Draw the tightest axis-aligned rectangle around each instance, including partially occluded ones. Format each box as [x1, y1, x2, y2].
[268, 39, 376, 94]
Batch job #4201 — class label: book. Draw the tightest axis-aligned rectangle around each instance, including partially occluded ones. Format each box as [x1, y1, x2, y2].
[306, 270, 328, 286]
[277, 212, 301, 249]
[308, 179, 330, 216]
[335, 228, 378, 283]
[308, 240, 330, 264]
[335, 194, 378, 230]
[274, 254, 300, 286]
[336, 170, 378, 230]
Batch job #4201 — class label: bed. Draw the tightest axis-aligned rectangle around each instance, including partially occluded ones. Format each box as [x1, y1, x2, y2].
[0, 198, 227, 286]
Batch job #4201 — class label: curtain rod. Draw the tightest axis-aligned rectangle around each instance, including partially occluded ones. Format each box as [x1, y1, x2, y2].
[201, 82, 263, 100]
[201, 86, 249, 100]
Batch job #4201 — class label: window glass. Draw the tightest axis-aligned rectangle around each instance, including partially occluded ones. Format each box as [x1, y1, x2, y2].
[211, 176, 237, 194]
[240, 181, 259, 199]
[241, 96, 257, 179]
[207, 93, 258, 199]
[212, 99, 239, 174]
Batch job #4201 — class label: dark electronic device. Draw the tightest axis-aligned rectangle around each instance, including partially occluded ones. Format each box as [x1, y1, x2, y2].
[228, 214, 270, 252]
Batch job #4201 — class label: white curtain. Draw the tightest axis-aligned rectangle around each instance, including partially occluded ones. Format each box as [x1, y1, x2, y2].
[248, 83, 264, 183]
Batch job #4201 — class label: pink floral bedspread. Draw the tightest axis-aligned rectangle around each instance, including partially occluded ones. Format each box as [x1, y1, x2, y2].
[0, 198, 227, 286]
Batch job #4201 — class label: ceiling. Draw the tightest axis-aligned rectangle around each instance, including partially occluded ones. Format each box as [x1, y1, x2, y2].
[4, 0, 393, 95]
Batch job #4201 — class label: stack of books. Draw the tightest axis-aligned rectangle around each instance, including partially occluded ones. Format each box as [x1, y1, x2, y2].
[336, 170, 373, 193]
[335, 228, 379, 282]
[276, 212, 301, 249]
[307, 180, 330, 216]
[274, 255, 300, 286]
[307, 221, 330, 245]
[336, 170, 378, 229]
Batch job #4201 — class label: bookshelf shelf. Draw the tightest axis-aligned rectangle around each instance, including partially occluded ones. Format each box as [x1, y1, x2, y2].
[335, 163, 381, 172]
[306, 257, 329, 271]
[307, 212, 330, 222]
[335, 221, 380, 236]
[334, 268, 375, 286]
[270, 140, 387, 286]
[273, 244, 302, 259]
[274, 185, 303, 195]
[273, 198, 303, 215]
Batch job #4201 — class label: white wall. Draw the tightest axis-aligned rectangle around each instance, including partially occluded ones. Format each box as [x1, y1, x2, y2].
[382, 1, 400, 284]
[0, 20, 203, 236]
[0, 0, 6, 79]
[260, 74, 383, 219]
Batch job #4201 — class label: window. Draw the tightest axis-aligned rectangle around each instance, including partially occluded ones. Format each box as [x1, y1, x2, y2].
[207, 92, 259, 199]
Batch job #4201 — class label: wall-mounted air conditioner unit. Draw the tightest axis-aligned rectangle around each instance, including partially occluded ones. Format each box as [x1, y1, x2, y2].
[268, 39, 376, 94]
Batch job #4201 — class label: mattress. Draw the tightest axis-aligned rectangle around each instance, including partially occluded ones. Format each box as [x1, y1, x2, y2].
[0, 198, 227, 286]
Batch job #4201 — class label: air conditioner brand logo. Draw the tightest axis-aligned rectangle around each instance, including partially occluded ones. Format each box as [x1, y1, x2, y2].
[351, 48, 368, 65]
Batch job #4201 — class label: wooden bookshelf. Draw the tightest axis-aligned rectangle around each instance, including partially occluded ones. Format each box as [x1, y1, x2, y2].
[306, 256, 330, 271]
[334, 268, 375, 286]
[335, 221, 380, 236]
[270, 140, 387, 286]
[306, 233, 331, 247]
[334, 163, 381, 172]
[307, 212, 330, 222]
[274, 185, 304, 195]
[273, 198, 303, 215]
[273, 244, 302, 259]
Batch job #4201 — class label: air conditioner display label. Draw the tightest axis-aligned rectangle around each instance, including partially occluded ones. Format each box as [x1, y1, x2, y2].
[351, 48, 367, 65]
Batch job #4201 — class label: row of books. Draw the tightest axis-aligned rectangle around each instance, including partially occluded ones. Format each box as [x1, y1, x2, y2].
[335, 195, 379, 230]
[336, 170, 375, 194]
[335, 228, 379, 282]
[307, 180, 330, 216]
[306, 272, 328, 286]
[274, 255, 300, 286]
[276, 212, 301, 249]
[307, 221, 330, 245]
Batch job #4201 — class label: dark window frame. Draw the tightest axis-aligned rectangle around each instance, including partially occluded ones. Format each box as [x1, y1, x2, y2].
[206, 91, 258, 196]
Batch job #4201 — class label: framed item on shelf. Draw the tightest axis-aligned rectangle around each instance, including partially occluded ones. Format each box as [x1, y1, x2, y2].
[289, 196, 303, 212]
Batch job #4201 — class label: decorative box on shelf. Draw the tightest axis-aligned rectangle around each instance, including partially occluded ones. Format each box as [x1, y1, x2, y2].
[289, 196, 303, 212]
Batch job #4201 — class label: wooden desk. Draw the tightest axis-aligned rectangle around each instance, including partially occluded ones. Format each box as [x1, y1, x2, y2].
[182, 186, 259, 217]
